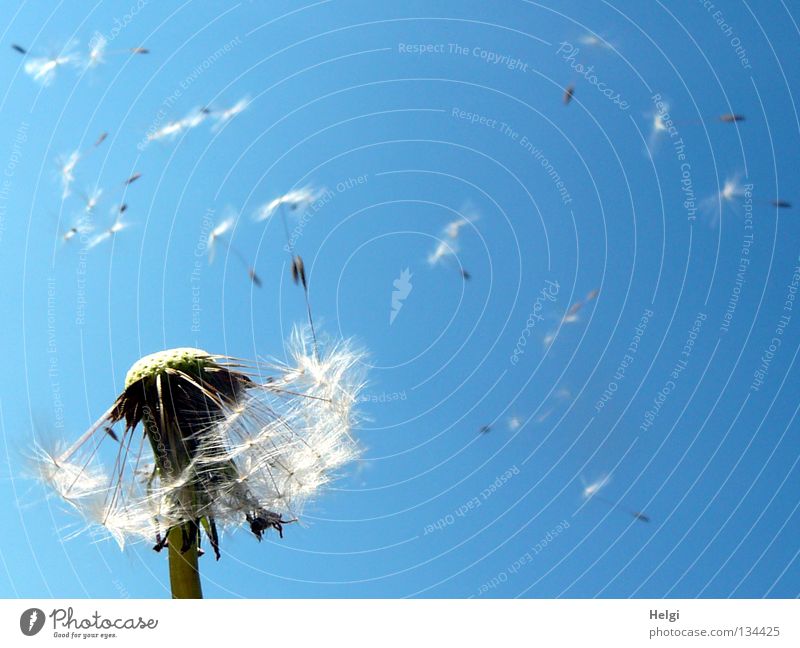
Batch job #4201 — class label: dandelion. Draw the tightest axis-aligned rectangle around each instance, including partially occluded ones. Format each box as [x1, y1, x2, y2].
[581, 475, 649, 523]
[147, 108, 210, 142]
[719, 113, 745, 123]
[88, 217, 127, 249]
[771, 199, 792, 209]
[648, 108, 670, 151]
[206, 211, 261, 287]
[582, 474, 611, 500]
[124, 172, 142, 186]
[23, 43, 78, 86]
[563, 83, 575, 105]
[35, 335, 365, 597]
[507, 415, 522, 431]
[58, 150, 81, 199]
[211, 96, 250, 132]
[479, 424, 492, 435]
[254, 186, 324, 222]
[578, 34, 614, 50]
[61, 215, 93, 243]
[701, 175, 745, 226]
[426, 238, 471, 280]
[78, 187, 103, 213]
[444, 203, 479, 239]
[86, 35, 149, 68]
[87, 35, 108, 68]
[11, 44, 27, 55]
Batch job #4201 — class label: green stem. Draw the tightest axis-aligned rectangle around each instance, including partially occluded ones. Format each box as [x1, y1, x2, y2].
[167, 526, 203, 599]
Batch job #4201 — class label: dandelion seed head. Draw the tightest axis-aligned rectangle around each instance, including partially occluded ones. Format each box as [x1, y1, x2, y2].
[36, 334, 365, 552]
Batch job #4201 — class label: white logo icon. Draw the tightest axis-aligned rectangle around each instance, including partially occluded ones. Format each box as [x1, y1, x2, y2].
[390, 268, 413, 325]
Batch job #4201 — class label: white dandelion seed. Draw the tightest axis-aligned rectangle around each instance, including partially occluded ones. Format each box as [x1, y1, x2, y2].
[78, 187, 103, 213]
[444, 203, 480, 239]
[34, 333, 366, 554]
[507, 415, 522, 431]
[58, 150, 81, 199]
[62, 215, 93, 242]
[427, 239, 457, 266]
[701, 175, 745, 226]
[86, 35, 108, 68]
[23, 43, 79, 85]
[147, 107, 210, 142]
[206, 211, 261, 286]
[578, 34, 614, 49]
[207, 215, 235, 264]
[254, 186, 325, 222]
[87, 218, 127, 249]
[211, 96, 250, 132]
[582, 474, 611, 499]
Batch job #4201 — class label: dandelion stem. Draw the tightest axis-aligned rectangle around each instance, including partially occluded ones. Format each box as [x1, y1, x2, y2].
[167, 525, 203, 599]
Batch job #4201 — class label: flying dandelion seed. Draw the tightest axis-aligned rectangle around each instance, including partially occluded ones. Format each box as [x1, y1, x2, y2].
[35, 336, 365, 597]
[479, 425, 492, 434]
[87, 218, 127, 249]
[444, 204, 479, 239]
[62, 217, 93, 243]
[86, 35, 108, 68]
[147, 108, 210, 142]
[567, 301, 583, 316]
[78, 187, 103, 213]
[507, 416, 522, 431]
[211, 96, 250, 132]
[124, 172, 142, 186]
[426, 239, 470, 280]
[254, 186, 324, 222]
[57, 150, 81, 199]
[23, 43, 79, 86]
[581, 475, 650, 523]
[543, 331, 556, 348]
[563, 84, 575, 105]
[206, 212, 261, 287]
[11, 43, 27, 55]
[647, 109, 670, 151]
[87, 36, 149, 67]
[701, 175, 745, 226]
[585, 288, 599, 301]
[770, 199, 792, 209]
[719, 113, 745, 123]
[94, 131, 108, 147]
[582, 474, 611, 500]
[429, 239, 455, 266]
[578, 34, 614, 49]
[427, 239, 457, 267]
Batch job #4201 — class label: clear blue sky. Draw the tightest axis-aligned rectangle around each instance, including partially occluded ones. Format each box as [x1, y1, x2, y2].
[0, 0, 798, 598]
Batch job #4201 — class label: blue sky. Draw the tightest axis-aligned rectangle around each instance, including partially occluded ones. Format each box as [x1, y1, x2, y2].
[0, 0, 799, 598]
